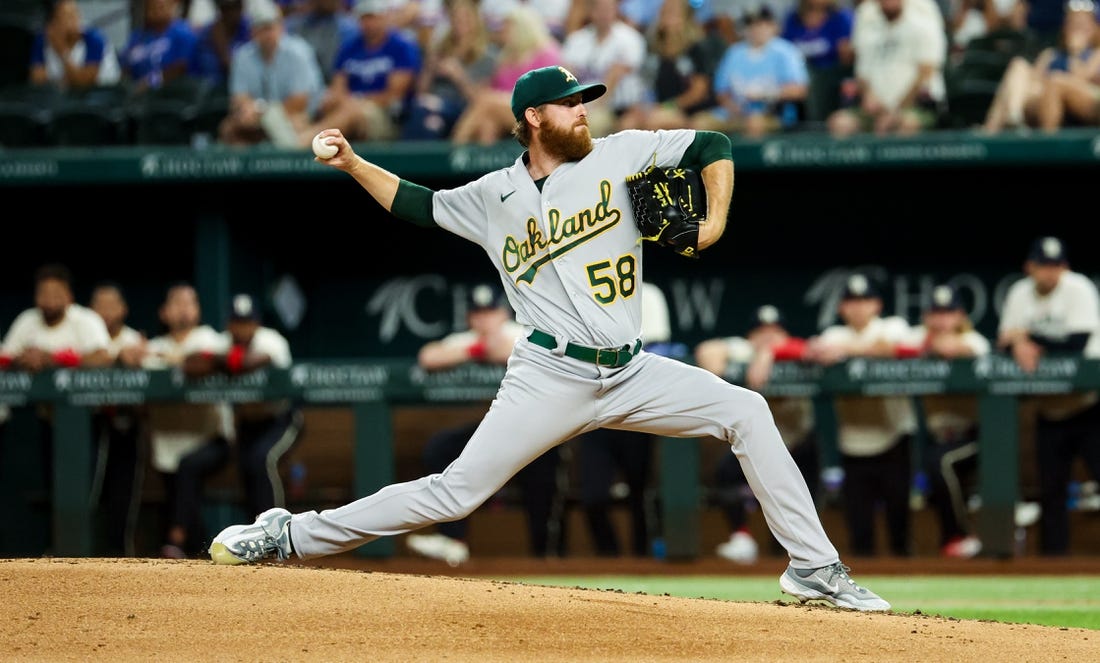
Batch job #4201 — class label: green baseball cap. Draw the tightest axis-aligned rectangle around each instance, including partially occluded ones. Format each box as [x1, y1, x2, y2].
[510, 66, 607, 121]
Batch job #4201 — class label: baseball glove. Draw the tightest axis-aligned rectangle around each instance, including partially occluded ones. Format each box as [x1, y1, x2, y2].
[625, 165, 707, 258]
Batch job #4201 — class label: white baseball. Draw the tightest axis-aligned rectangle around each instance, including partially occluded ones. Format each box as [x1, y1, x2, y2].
[312, 132, 338, 159]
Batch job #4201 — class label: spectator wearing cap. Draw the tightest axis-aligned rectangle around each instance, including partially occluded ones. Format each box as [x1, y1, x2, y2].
[693, 5, 810, 138]
[804, 271, 917, 558]
[998, 236, 1100, 556]
[184, 293, 305, 527]
[218, 0, 325, 145]
[825, 0, 946, 138]
[896, 284, 992, 558]
[299, 0, 423, 144]
[407, 283, 567, 565]
[696, 303, 820, 564]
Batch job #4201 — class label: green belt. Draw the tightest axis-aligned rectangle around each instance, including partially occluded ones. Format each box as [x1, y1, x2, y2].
[526, 329, 642, 368]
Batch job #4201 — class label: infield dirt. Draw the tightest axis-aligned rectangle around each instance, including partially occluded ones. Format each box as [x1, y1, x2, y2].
[1, 557, 1095, 662]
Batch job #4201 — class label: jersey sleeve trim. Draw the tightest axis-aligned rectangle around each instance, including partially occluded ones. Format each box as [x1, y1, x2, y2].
[391, 179, 438, 227]
[678, 131, 733, 171]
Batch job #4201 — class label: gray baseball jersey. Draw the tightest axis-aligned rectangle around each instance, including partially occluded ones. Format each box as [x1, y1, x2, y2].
[287, 129, 839, 569]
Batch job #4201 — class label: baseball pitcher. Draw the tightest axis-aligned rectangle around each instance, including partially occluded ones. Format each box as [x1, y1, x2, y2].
[210, 65, 890, 612]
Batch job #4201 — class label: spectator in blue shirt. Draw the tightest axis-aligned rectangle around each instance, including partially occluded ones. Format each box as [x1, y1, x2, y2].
[120, 0, 199, 93]
[218, 0, 325, 145]
[694, 5, 810, 137]
[189, 0, 252, 88]
[283, 0, 361, 83]
[299, 0, 422, 144]
[780, 0, 853, 123]
[29, 0, 122, 91]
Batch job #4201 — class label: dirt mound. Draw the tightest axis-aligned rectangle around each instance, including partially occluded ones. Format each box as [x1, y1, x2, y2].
[0, 558, 1092, 662]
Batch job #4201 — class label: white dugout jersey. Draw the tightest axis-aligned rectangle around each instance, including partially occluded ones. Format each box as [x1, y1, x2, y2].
[143, 325, 234, 472]
[1, 304, 110, 357]
[998, 271, 1100, 351]
[817, 315, 917, 456]
[999, 270, 1100, 420]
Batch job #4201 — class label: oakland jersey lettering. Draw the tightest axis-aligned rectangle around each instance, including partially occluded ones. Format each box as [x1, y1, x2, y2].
[502, 179, 621, 284]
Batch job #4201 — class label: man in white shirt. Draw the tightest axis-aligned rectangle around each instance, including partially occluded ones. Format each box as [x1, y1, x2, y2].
[143, 282, 235, 559]
[0, 264, 113, 536]
[805, 272, 917, 557]
[1, 264, 111, 372]
[561, 0, 648, 137]
[997, 236, 1100, 556]
[208, 294, 303, 525]
[826, 0, 946, 137]
[88, 282, 148, 557]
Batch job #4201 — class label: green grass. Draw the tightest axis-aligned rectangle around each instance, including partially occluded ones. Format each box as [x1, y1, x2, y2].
[502, 575, 1100, 630]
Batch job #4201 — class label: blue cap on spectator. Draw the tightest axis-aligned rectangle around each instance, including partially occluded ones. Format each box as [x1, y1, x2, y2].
[230, 294, 261, 322]
[841, 272, 881, 300]
[928, 284, 963, 312]
[752, 304, 784, 328]
[1027, 236, 1068, 265]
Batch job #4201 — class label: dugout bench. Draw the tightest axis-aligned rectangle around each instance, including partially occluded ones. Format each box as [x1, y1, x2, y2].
[3, 355, 1095, 560]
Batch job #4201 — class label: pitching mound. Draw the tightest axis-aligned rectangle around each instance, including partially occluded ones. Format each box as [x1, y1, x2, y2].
[1, 558, 1092, 662]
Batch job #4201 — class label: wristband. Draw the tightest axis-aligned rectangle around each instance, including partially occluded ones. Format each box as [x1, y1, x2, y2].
[894, 345, 922, 359]
[772, 338, 808, 361]
[52, 348, 82, 367]
[226, 345, 246, 373]
[0, 355, 11, 368]
[466, 341, 487, 361]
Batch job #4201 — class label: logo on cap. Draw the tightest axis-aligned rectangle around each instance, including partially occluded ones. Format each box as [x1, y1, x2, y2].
[847, 274, 869, 297]
[1042, 237, 1062, 260]
[558, 66, 578, 84]
[757, 305, 780, 325]
[932, 285, 953, 308]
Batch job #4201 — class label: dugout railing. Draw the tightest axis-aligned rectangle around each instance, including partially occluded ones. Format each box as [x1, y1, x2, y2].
[3, 355, 1093, 560]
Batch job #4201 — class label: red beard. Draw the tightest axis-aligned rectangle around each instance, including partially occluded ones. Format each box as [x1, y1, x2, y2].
[540, 118, 593, 161]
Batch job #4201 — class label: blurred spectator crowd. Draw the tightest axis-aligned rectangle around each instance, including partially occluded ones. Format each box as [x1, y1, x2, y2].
[2, 0, 1100, 149]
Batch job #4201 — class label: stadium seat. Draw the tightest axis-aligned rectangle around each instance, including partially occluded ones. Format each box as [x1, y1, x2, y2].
[0, 83, 63, 147]
[130, 77, 207, 145]
[191, 82, 230, 141]
[50, 84, 132, 146]
[966, 29, 1034, 60]
[0, 15, 35, 90]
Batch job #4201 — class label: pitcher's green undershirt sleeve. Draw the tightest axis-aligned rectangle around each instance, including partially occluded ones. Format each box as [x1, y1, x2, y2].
[678, 131, 733, 171]
[391, 179, 437, 227]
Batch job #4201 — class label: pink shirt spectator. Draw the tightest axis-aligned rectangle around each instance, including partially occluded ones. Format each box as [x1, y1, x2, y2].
[491, 44, 561, 92]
